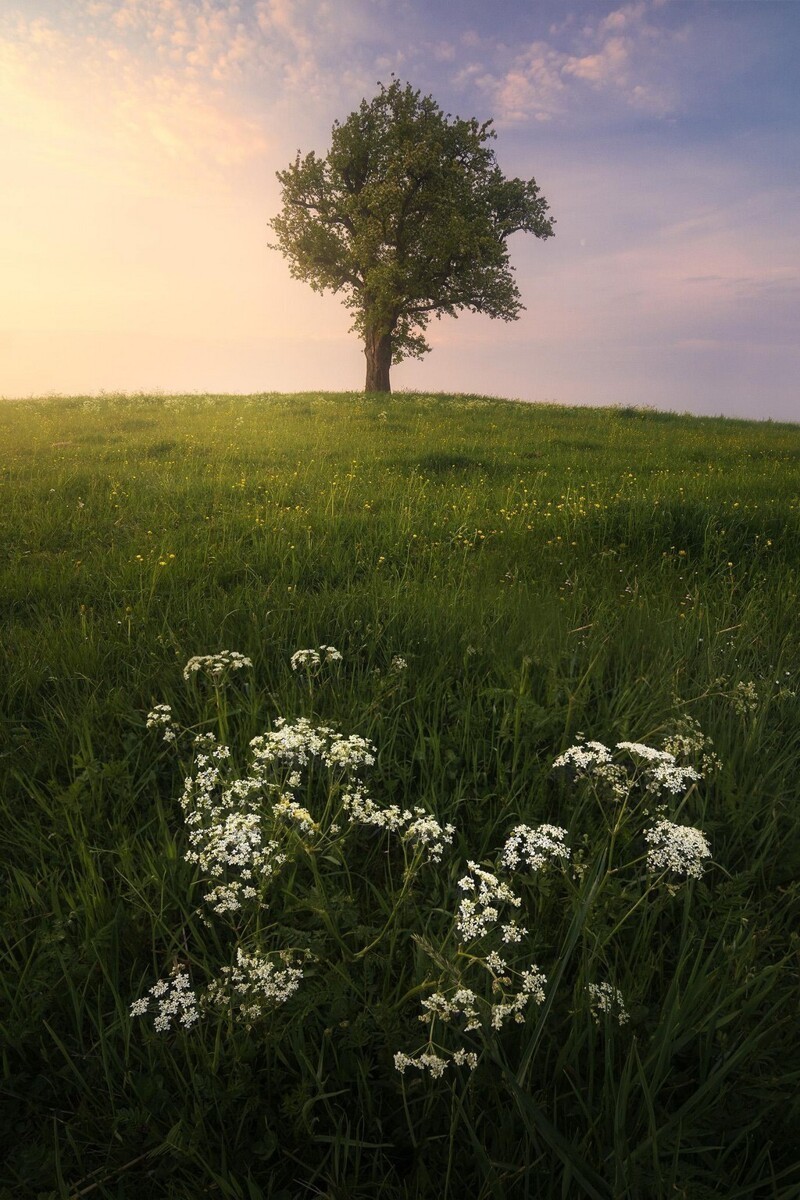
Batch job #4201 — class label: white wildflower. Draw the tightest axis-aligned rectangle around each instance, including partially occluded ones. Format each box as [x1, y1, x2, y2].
[451, 1048, 479, 1069]
[456, 862, 520, 942]
[341, 787, 407, 832]
[616, 742, 674, 763]
[588, 981, 629, 1025]
[390, 655, 408, 672]
[291, 648, 320, 672]
[617, 741, 700, 795]
[393, 1051, 414, 1074]
[130, 969, 201, 1032]
[183, 651, 252, 682]
[644, 819, 711, 879]
[290, 645, 342, 673]
[324, 733, 376, 772]
[394, 1051, 449, 1078]
[184, 801, 286, 914]
[420, 988, 480, 1031]
[553, 740, 628, 800]
[402, 811, 456, 863]
[645, 760, 700, 795]
[489, 963, 546, 1029]
[146, 703, 173, 728]
[250, 718, 332, 771]
[663, 717, 721, 775]
[501, 823, 570, 871]
[731, 680, 759, 716]
[146, 703, 180, 743]
[519, 966, 547, 1003]
[485, 951, 508, 974]
[205, 949, 303, 1024]
[553, 740, 613, 771]
[500, 922, 527, 944]
[273, 795, 318, 837]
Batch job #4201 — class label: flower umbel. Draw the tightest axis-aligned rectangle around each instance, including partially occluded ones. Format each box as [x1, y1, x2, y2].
[183, 651, 253, 682]
[644, 819, 712, 879]
[588, 981, 629, 1026]
[130, 969, 200, 1032]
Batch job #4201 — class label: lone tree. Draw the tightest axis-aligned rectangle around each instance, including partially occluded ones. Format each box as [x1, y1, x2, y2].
[268, 79, 555, 394]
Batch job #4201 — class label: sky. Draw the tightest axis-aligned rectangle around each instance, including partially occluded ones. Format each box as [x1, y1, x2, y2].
[1, 0, 799, 421]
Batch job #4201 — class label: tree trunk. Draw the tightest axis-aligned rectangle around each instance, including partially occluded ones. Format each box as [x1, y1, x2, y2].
[364, 325, 393, 394]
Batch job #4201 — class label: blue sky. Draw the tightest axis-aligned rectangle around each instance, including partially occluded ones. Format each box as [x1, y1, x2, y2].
[1, 0, 798, 419]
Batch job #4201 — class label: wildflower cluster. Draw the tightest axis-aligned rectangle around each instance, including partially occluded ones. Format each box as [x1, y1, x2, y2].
[146, 703, 179, 743]
[552, 739, 628, 800]
[394, 1047, 478, 1077]
[290, 644, 342, 673]
[501, 823, 570, 871]
[587, 981, 629, 1026]
[179, 732, 285, 915]
[554, 732, 715, 802]
[183, 651, 253, 682]
[554, 734, 714, 881]
[137, 653, 720, 1095]
[731, 679, 759, 716]
[616, 742, 700, 795]
[662, 715, 721, 775]
[644, 819, 712, 879]
[129, 969, 201, 1032]
[456, 861, 522, 941]
[338, 788, 456, 860]
[204, 948, 305, 1026]
[134, 649, 452, 1033]
[397, 727, 718, 1080]
[397, 824, 564, 1076]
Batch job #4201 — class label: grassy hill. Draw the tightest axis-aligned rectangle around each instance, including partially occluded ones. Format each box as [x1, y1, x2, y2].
[2, 391, 799, 1198]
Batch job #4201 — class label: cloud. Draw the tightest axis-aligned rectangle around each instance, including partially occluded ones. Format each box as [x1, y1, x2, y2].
[462, 1, 684, 124]
[104, 0, 263, 80]
[0, 5, 274, 189]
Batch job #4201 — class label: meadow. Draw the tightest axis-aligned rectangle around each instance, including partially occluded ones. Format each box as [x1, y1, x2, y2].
[1, 390, 799, 1199]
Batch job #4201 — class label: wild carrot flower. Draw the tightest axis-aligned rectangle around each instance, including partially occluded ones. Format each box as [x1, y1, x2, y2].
[290, 648, 320, 672]
[553, 740, 613, 771]
[393, 1050, 450, 1078]
[456, 862, 521, 942]
[130, 969, 201, 1032]
[644, 819, 711, 879]
[402, 811, 456, 862]
[250, 718, 333, 771]
[273, 795, 319, 837]
[588, 981, 629, 1025]
[146, 703, 179, 743]
[731, 680, 759, 715]
[290, 645, 342, 673]
[616, 742, 700, 794]
[553, 739, 628, 799]
[324, 732, 376, 772]
[341, 786, 409, 832]
[205, 949, 304, 1025]
[662, 716, 721, 774]
[501, 823, 570, 871]
[420, 988, 481, 1031]
[183, 651, 252, 681]
[490, 964, 547, 1028]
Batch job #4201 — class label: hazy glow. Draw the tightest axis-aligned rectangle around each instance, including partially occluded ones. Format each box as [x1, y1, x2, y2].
[2, 0, 798, 419]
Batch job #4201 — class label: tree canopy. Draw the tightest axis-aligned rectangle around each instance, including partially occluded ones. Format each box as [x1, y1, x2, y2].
[268, 78, 555, 393]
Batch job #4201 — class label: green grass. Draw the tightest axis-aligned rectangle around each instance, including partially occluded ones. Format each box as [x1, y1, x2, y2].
[1, 390, 799, 1199]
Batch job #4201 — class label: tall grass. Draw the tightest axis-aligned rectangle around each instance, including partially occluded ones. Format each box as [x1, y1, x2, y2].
[1, 391, 799, 1198]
